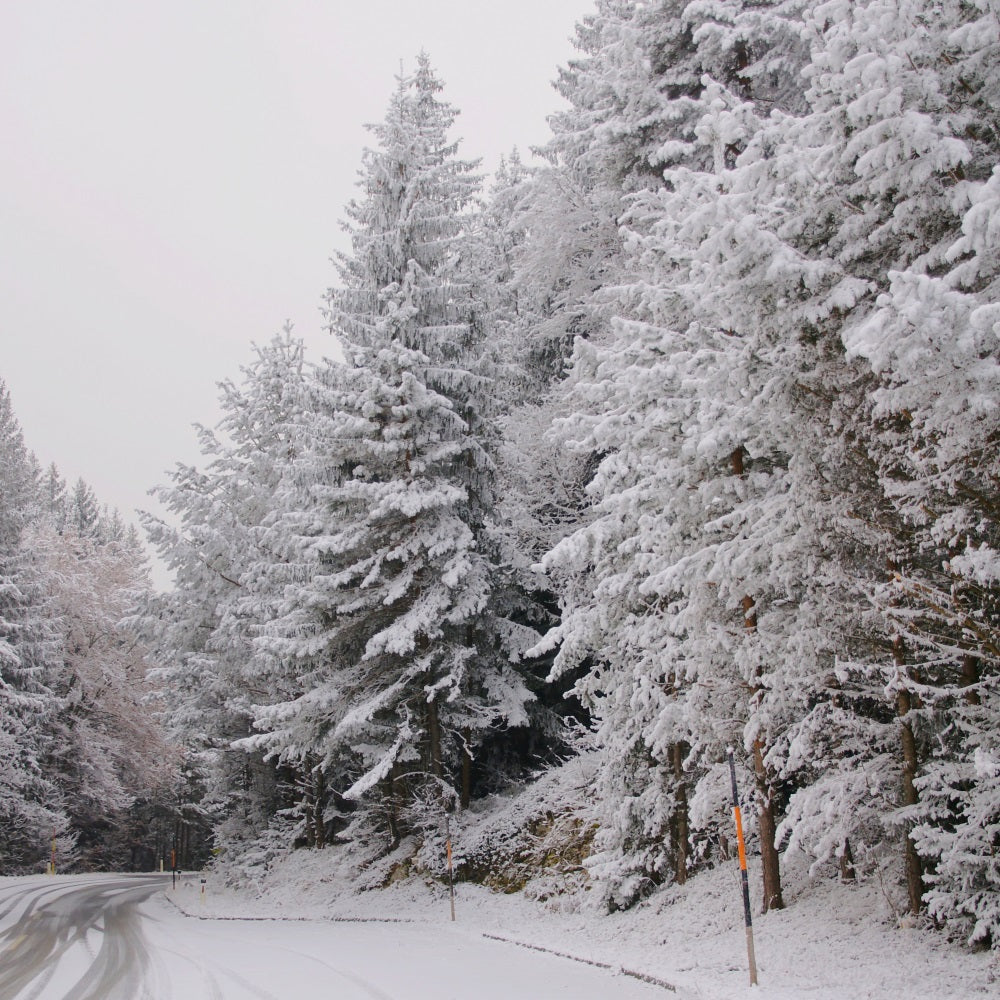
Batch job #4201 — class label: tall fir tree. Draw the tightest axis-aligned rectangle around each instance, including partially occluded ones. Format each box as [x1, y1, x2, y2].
[0, 380, 66, 870]
[529, 0, 816, 910]
[142, 332, 310, 855]
[248, 57, 532, 842]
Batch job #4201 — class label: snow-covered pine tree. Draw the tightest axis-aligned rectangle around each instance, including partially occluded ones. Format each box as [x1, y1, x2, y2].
[476, 150, 541, 406]
[40, 464, 68, 532]
[531, 0, 815, 910]
[249, 56, 532, 842]
[31, 512, 176, 868]
[510, 0, 648, 375]
[819, 0, 1000, 938]
[0, 380, 67, 871]
[469, 152, 602, 774]
[68, 479, 100, 539]
[638, 0, 1000, 922]
[0, 385, 177, 870]
[710, 0, 1000, 919]
[141, 332, 310, 856]
[513, 0, 809, 376]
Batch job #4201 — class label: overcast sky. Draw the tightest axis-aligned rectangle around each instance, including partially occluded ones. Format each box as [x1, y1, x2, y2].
[1, 0, 593, 585]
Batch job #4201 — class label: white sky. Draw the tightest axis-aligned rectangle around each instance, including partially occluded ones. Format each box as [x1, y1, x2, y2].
[0, 0, 593, 583]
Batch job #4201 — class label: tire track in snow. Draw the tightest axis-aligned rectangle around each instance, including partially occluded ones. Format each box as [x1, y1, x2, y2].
[0, 875, 167, 1000]
[155, 909, 396, 1000]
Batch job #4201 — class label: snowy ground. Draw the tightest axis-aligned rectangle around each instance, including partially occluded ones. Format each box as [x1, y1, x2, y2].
[171, 848, 998, 1000]
[1, 857, 994, 999]
[0, 874, 663, 1000]
[4, 751, 995, 999]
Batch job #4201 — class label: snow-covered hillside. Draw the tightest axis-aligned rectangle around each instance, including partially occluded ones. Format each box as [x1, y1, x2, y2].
[174, 847, 995, 1000]
[181, 757, 996, 1000]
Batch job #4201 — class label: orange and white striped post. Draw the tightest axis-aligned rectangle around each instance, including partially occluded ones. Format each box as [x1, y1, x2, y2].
[728, 748, 758, 986]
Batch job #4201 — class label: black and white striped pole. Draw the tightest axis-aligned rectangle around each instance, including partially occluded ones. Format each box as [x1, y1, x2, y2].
[728, 747, 759, 986]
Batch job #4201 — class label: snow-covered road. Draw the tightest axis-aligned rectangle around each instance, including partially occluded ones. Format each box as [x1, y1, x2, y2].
[0, 874, 669, 999]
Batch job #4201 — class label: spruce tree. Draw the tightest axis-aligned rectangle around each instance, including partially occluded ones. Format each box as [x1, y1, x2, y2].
[142, 332, 310, 853]
[0, 381, 66, 870]
[531, 0, 814, 910]
[251, 56, 531, 837]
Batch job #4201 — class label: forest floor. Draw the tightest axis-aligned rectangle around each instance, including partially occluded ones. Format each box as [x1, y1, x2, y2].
[174, 841, 997, 1000]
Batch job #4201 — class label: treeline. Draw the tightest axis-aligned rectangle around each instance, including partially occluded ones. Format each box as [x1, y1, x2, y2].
[142, 3, 999, 946]
[0, 382, 183, 872]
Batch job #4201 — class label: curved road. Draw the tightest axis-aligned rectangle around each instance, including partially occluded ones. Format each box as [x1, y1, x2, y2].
[0, 874, 669, 1000]
[0, 874, 166, 999]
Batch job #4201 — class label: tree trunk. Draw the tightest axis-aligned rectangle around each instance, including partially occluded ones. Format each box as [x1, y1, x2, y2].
[671, 741, 689, 885]
[178, 820, 190, 869]
[460, 730, 472, 810]
[752, 739, 785, 912]
[426, 697, 443, 780]
[840, 837, 856, 883]
[313, 766, 327, 850]
[894, 637, 924, 915]
[898, 686, 924, 915]
[383, 769, 401, 849]
[741, 590, 785, 913]
[731, 447, 784, 910]
[301, 765, 318, 848]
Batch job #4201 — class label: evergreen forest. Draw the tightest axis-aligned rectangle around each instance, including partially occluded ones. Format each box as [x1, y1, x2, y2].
[2, 0, 999, 951]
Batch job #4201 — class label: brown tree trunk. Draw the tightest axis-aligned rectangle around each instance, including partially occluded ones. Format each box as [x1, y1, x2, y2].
[894, 637, 924, 915]
[731, 448, 784, 910]
[426, 697, 443, 779]
[671, 742, 689, 885]
[898, 686, 924, 914]
[840, 837, 856, 883]
[460, 730, 472, 810]
[742, 590, 785, 913]
[383, 768, 401, 849]
[313, 766, 326, 850]
[301, 765, 318, 848]
[752, 739, 785, 912]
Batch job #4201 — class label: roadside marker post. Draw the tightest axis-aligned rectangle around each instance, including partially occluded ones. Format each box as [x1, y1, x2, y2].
[200, 878, 207, 907]
[445, 814, 456, 922]
[727, 748, 759, 987]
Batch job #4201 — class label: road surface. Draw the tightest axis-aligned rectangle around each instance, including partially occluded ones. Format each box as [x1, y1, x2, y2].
[0, 873, 668, 999]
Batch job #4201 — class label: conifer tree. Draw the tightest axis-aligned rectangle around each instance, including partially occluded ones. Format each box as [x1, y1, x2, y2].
[0, 381, 66, 870]
[818, 0, 1000, 934]
[142, 332, 310, 851]
[531, 0, 814, 909]
[252, 56, 532, 836]
[33, 514, 176, 867]
[69, 479, 100, 538]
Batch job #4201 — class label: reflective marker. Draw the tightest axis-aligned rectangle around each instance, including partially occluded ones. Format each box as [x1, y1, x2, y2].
[728, 748, 758, 987]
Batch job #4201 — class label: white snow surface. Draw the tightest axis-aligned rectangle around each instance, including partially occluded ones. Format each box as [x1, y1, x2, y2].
[0, 873, 663, 1000]
[171, 845, 996, 1000]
